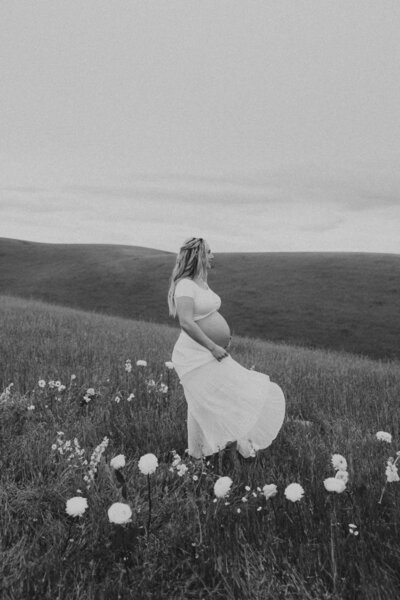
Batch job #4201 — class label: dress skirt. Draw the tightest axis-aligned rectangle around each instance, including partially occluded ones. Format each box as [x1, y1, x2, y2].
[171, 330, 285, 459]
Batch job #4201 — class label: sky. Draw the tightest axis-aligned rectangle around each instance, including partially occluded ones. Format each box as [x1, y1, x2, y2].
[1, 1, 400, 253]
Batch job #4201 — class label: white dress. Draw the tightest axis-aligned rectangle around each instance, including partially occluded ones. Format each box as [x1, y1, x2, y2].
[171, 278, 285, 459]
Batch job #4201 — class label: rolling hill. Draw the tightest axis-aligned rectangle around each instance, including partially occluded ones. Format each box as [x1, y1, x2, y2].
[0, 237, 399, 361]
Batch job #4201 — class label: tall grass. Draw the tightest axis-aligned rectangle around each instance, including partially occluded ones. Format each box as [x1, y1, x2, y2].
[1, 294, 400, 599]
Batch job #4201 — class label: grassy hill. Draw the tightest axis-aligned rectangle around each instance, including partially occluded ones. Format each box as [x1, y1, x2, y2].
[1, 237, 399, 361]
[1, 295, 400, 599]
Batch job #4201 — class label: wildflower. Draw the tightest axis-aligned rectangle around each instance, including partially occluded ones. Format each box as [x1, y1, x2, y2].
[376, 431, 392, 444]
[241, 497, 248, 503]
[147, 379, 156, 388]
[136, 360, 147, 367]
[57, 431, 64, 436]
[237, 508, 241, 513]
[165, 361, 174, 370]
[86, 388, 95, 396]
[55, 381, 61, 388]
[85, 437, 109, 488]
[138, 453, 158, 475]
[331, 454, 347, 471]
[159, 383, 168, 394]
[51, 444, 57, 450]
[262, 483, 278, 499]
[125, 359, 132, 373]
[58, 385, 66, 392]
[127, 393, 135, 402]
[335, 470, 349, 484]
[83, 395, 91, 404]
[27, 405, 35, 411]
[48, 380, 56, 389]
[385, 458, 400, 482]
[192, 475, 198, 481]
[107, 502, 132, 524]
[214, 476, 233, 498]
[110, 454, 126, 470]
[284, 483, 304, 502]
[114, 396, 121, 404]
[66, 496, 88, 517]
[177, 464, 188, 477]
[257, 506, 262, 512]
[38, 380, 46, 388]
[324, 477, 346, 493]
[71, 374, 76, 380]
[171, 450, 181, 467]
[244, 485, 251, 492]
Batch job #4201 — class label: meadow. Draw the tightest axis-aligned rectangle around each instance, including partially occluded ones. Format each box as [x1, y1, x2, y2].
[1, 293, 400, 599]
[1, 237, 400, 361]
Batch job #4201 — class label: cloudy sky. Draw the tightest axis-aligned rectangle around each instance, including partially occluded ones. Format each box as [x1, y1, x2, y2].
[1, 1, 400, 253]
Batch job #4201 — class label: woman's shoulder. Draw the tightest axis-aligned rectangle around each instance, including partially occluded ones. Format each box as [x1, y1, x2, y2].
[174, 278, 197, 296]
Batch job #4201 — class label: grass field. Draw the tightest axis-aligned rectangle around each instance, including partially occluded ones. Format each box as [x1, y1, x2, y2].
[1, 294, 400, 599]
[1, 237, 400, 361]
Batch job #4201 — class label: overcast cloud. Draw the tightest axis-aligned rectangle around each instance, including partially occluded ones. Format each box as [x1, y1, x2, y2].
[1, 1, 400, 252]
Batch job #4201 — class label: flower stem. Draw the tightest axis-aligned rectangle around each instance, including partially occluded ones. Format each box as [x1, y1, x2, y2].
[147, 474, 152, 539]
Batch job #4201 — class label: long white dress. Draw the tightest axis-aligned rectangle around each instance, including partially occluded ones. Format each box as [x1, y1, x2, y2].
[171, 278, 285, 459]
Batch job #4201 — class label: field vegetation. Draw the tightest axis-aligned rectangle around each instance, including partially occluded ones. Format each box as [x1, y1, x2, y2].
[1, 294, 400, 599]
[1, 237, 400, 360]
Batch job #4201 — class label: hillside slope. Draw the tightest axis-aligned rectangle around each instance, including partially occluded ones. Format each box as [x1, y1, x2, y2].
[1, 237, 399, 360]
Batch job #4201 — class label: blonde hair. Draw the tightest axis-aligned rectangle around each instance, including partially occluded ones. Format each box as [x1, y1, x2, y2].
[167, 237, 208, 318]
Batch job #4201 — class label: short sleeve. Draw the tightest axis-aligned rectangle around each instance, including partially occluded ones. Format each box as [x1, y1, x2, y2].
[174, 279, 196, 299]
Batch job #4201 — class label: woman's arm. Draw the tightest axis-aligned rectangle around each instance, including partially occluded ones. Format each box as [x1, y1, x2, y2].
[176, 297, 228, 360]
[176, 296, 215, 350]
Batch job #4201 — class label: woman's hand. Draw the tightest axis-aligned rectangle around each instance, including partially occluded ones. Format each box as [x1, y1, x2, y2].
[210, 344, 229, 362]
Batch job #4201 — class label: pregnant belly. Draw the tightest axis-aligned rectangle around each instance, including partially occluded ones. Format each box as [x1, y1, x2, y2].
[196, 311, 231, 348]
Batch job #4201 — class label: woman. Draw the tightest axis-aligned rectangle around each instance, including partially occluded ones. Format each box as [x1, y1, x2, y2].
[168, 237, 285, 459]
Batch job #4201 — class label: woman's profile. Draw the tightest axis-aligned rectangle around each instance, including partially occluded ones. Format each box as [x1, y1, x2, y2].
[167, 237, 285, 461]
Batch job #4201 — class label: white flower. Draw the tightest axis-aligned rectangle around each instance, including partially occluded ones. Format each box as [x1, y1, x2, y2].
[376, 431, 392, 444]
[147, 379, 156, 388]
[125, 360, 132, 373]
[241, 497, 248, 503]
[71, 374, 76, 380]
[110, 454, 126, 470]
[385, 458, 400, 483]
[214, 476, 233, 498]
[262, 484, 278, 499]
[177, 464, 188, 477]
[114, 396, 121, 404]
[136, 360, 147, 367]
[55, 380, 61, 388]
[83, 395, 91, 403]
[48, 380, 55, 388]
[165, 361, 174, 370]
[331, 454, 347, 471]
[245, 485, 251, 492]
[127, 393, 135, 402]
[66, 496, 88, 517]
[27, 405, 35, 411]
[324, 477, 346, 493]
[138, 453, 158, 475]
[284, 483, 304, 502]
[86, 388, 95, 396]
[107, 502, 132, 524]
[58, 385, 66, 392]
[335, 470, 349, 484]
[51, 443, 57, 450]
[192, 475, 198, 481]
[159, 383, 168, 394]
[38, 380, 46, 388]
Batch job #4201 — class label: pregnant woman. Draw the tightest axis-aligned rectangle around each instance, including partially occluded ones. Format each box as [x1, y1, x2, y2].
[168, 237, 285, 460]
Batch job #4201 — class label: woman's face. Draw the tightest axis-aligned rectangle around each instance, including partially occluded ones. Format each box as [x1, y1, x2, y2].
[205, 242, 214, 269]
